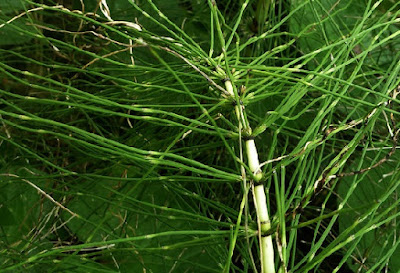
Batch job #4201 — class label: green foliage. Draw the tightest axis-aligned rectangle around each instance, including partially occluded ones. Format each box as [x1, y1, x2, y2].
[0, 0, 25, 14]
[1, 0, 400, 272]
[0, 0, 34, 45]
[338, 153, 400, 271]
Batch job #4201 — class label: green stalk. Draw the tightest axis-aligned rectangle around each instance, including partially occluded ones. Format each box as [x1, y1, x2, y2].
[247, 139, 275, 273]
[254, 184, 275, 273]
[225, 80, 275, 273]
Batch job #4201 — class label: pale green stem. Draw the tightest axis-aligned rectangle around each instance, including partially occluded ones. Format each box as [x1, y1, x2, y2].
[225, 80, 275, 273]
[245, 139, 263, 181]
[246, 140, 275, 273]
[254, 184, 275, 273]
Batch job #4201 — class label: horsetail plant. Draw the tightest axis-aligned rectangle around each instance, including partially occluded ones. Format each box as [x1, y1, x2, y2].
[224, 77, 275, 273]
[1, 0, 400, 272]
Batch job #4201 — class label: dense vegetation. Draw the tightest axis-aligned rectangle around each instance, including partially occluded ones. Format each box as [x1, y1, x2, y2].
[1, 0, 400, 272]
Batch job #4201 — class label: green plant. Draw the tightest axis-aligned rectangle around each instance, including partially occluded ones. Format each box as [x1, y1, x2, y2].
[1, 0, 400, 272]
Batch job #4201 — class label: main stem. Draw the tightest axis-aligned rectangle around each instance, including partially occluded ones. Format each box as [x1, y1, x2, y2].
[225, 80, 275, 273]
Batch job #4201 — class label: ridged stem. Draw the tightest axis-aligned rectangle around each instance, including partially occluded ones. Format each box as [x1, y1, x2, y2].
[254, 183, 275, 273]
[224, 80, 275, 273]
[246, 139, 275, 273]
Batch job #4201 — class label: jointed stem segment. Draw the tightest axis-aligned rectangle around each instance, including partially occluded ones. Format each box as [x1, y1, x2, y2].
[254, 184, 275, 273]
[224, 80, 275, 273]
